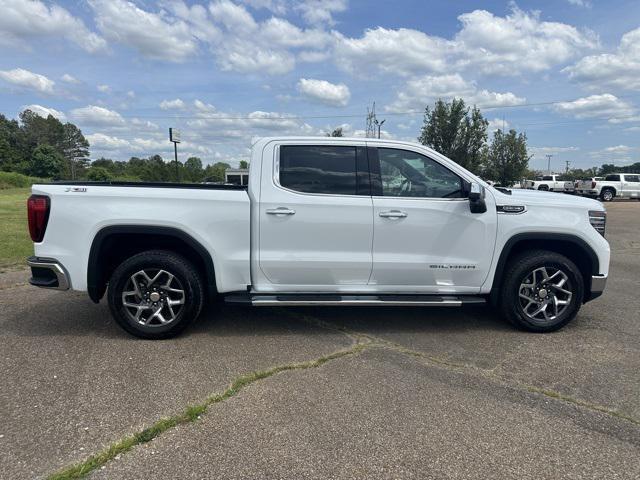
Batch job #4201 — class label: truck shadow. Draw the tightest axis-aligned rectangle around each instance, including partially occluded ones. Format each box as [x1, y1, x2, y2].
[4, 290, 510, 340]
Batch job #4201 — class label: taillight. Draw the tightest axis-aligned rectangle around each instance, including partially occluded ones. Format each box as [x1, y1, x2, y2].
[27, 195, 50, 242]
[592, 181, 596, 189]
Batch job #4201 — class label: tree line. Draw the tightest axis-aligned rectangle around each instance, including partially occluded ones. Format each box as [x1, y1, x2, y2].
[2, 105, 637, 186]
[88, 157, 248, 183]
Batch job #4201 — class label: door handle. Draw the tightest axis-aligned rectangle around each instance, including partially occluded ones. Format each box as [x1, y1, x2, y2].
[379, 210, 407, 218]
[266, 207, 296, 215]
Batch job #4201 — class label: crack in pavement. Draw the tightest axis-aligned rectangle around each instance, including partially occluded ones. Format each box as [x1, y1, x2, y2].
[47, 337, 371, 479]
[298, 314, 640, 428]
[46, 311, 639, 479]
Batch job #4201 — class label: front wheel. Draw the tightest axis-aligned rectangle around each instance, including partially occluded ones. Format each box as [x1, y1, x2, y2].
[499, 250, 584, 332]
[107, 250, 205, 339]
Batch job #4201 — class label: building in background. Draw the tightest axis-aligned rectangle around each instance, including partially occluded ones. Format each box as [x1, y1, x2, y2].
[225, 168, 249, 185]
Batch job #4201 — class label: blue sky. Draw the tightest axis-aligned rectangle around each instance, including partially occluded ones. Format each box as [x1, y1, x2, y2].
[1, 0, 640, 171]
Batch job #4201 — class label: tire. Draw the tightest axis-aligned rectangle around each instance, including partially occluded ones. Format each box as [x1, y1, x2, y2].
[600, 188, 615, 202]
[107, 250, 205, 339]
[538, 185, 549, 191]
[499, 250, 584, 333]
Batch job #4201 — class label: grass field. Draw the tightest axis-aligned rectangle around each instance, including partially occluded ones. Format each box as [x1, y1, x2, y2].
[0, 188, 31, 269]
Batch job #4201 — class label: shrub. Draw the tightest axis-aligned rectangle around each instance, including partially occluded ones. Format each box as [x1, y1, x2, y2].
[87, 166, 113, 181]
[0, 171, 49, 189]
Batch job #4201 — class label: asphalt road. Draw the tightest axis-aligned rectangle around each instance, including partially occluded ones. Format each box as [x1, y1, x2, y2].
[0, 201, 638, 479]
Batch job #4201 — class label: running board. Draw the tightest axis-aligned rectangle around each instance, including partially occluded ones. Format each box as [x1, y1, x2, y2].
[224, 293, 486, 307]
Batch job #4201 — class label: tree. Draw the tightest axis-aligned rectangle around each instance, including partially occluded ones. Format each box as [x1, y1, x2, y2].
[0, 114, 23, 171]
[204, 162, 230, 183]
[418, 98, 488, 173]
[184, 157, 203, 182]
[483, 129, 530, 187]
[87, 166, 112, 181]
[326, 127, 344, 137]
[239, 160, 249, 169]
[61, 123, 90, 180]
[25, 144, 65, 178]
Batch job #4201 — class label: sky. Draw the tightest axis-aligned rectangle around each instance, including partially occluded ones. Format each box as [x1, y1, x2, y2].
[1, 0, 640, 171]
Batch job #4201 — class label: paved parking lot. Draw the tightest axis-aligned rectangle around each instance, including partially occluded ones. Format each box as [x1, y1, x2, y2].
[1, 202, 638, 479]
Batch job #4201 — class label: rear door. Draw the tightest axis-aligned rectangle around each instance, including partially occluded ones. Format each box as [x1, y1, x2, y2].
[623, 175, 640, 198]
[368, 146, 497, 293]
[257, 142, 373, 290]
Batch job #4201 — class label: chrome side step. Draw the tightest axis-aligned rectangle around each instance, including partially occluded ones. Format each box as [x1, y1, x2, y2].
[224, 293, 486, 307]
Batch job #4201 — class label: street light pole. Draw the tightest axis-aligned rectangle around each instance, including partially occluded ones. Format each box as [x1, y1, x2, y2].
[377, 119, 386, 139]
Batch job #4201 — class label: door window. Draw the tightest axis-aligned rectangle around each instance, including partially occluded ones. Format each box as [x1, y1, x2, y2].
[377, 148, 463, 198]
[279, 145, 358, 195]
[605, 174, 621, 181]
[624, 175, 639, 182]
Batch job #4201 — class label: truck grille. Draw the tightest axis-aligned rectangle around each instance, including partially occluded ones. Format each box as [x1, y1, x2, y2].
[589, 210, 606, 237]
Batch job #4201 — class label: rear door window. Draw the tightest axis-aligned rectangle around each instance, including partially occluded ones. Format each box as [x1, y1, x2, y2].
[279, 145, 359, 195]
[624, 175, 640, 182]
[605, 175, 621, 181]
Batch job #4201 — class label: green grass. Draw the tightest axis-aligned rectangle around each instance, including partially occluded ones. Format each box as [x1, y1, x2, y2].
[0, 188, 32, 269]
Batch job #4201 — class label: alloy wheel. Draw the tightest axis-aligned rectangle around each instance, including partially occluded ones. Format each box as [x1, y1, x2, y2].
[122, 269, 185, 326]
[518, 266, 573, 324]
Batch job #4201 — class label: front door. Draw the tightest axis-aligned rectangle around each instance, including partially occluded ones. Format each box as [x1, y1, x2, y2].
[368, 146, 497, 293]
[258, 143, 373, 290]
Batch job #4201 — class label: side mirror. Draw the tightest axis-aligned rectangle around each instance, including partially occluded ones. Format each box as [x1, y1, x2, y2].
[467, 182, 487, 214]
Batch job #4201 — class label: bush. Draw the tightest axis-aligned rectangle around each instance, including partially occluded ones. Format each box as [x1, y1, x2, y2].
[0, 171, 49, 189]
[87, 166, 112, 181]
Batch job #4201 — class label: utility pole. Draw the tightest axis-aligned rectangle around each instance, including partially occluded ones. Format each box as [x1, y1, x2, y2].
[545, 154, 553, 174]
[365, 102, 376, 138]
[565, 160, 571, 174]
[169, 128, 181, 182]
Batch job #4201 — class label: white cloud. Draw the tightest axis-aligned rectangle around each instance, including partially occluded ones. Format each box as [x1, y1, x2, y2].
[334, 28, 451, 76]
[333, 6, 596, 78]
[487, 118, 510, 133]
[297, 78, 350, 107]
[601, 145, 633, 154]
[529, 146, 580, 155]
[295, 0, 347, 26]
[86, 133, 131, 150]
[567, 0, 591, 7]
[385, 74, 525, 112]
[453, 6, 598, 75]
[61, 74, 80, 84]
[0, 0, 106, 53]
[97, 84, 111, 93]
[70, 105, 126, 126]
[89, 0, 199, 61]
[0, 68, 55, 94]
[564, 28, 640, 91]
[552, 94, 636, 121]
[588, 145, 635, 163]
[160, 98, 186, 110]
[21, 105, 66, 121]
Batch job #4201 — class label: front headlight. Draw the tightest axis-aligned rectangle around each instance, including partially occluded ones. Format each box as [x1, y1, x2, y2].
[589, 210, 606, 237]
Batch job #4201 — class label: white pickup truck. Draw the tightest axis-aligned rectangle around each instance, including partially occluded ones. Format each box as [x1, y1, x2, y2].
[524, 175, 574, 192]
[27, 137, 610, 338]
[576, 173, 640, 201]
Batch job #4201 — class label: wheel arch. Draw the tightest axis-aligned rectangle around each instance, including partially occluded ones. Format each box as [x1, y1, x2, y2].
[489, 233, 599, 306]
[88, 225, 216, 303]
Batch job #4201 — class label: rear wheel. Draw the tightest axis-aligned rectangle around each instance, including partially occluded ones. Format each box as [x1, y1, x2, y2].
[601, 188, 615, 202]
[107, 250, 204, 339]
[499, 250, 584, 332]
[538, 185, 549, 191]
